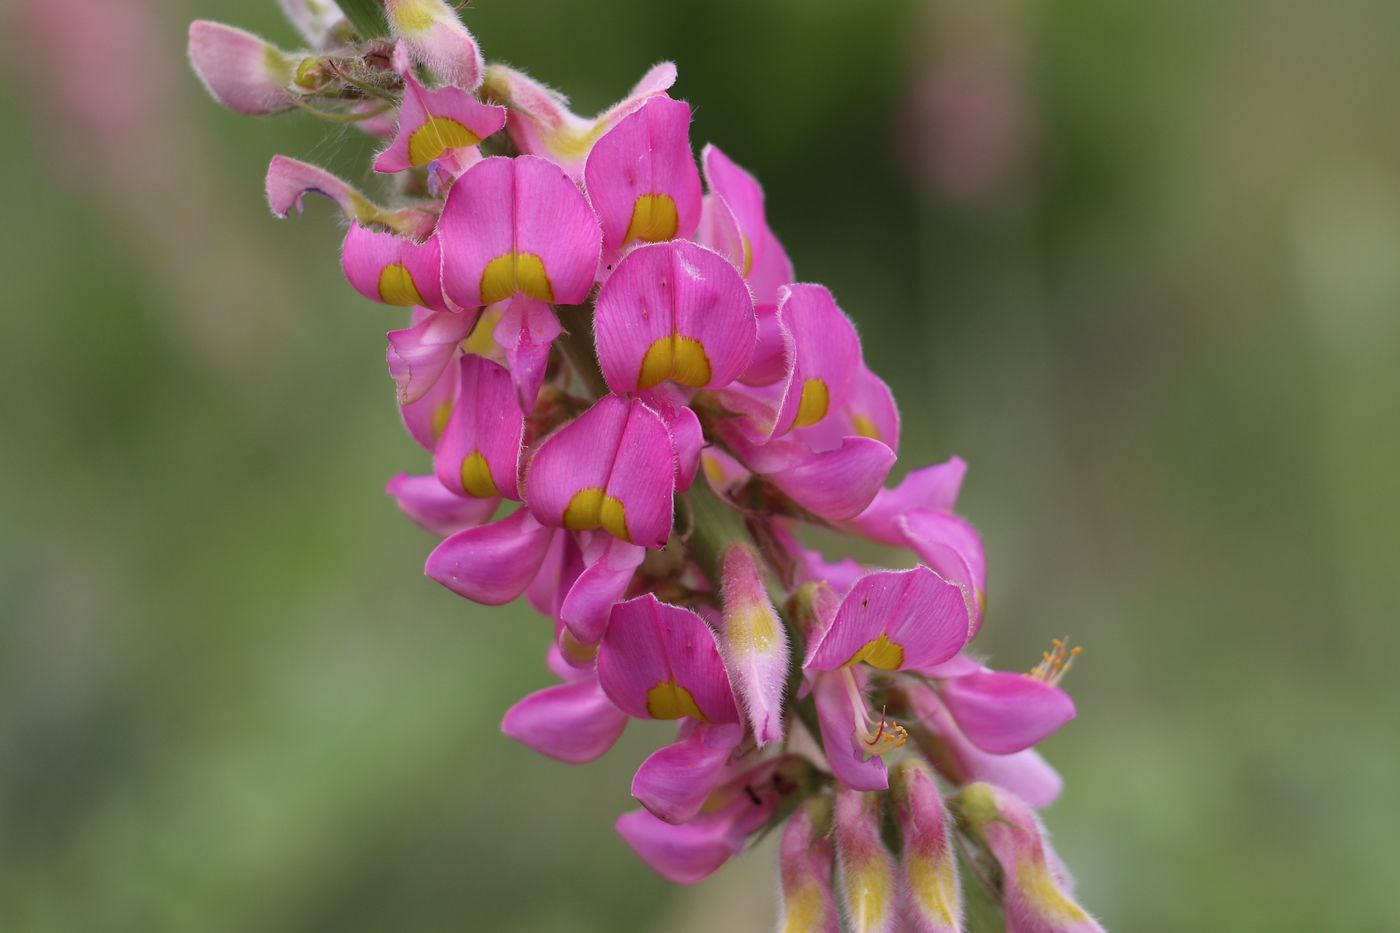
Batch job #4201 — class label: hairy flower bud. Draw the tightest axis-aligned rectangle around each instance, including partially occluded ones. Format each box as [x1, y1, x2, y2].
[834, 788, 897, 933]
[958, 783, 1104, 933]
[718, 543, 790, 745]
[890, 759, 962, 933]
[778, 796, 839, 933]
[188, 21, 297, 116]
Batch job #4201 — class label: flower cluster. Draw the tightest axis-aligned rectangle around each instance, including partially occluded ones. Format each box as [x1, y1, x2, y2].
[190, 2, 1103, 930]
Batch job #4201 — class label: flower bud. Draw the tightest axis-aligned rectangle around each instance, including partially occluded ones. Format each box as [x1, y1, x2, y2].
[718, 543, 790, 745]
[187, 21, 296, 116]
[385, 0, 484, 90]
[957, 783, 1104, 933]
[834, 787, 897, 933]
[890, 759, 961, 933]
[777, 796, 839, 933]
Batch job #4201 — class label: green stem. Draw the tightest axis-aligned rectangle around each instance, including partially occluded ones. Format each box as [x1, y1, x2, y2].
[338, 0, 391, 40]
[554, 301, 610, 400]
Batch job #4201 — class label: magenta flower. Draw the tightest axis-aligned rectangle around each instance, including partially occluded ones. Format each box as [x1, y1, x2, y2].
[189, 3, 1103, 929]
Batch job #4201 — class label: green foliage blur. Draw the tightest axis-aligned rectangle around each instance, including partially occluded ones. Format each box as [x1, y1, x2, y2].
[3, 0, 1398, 930]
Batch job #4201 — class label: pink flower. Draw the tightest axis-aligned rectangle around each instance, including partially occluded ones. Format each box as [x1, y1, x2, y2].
[193, 11, 1103, 926]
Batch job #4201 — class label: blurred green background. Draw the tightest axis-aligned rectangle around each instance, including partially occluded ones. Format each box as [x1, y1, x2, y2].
[3, 0, 1398, 930]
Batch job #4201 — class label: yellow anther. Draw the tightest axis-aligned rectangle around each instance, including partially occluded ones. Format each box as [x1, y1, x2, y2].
[1027, 636, 1082, 686]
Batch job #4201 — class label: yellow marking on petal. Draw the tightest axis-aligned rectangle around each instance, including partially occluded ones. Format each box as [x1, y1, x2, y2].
[1017, 858, 1091, 923]
[390, 0, 435, 33]
[481, 251, 554, 305]
[431, 401, 452, 439]
[730, 605, 780, 656]
[549, 121, 610, 160]
[262, 46, 294, 86]
[639, 333, 712, 389]
[781, 883, 834, 933]
[463, 304, 503, 356]
[599, 495, 629, 541]
[377, 262, 425, 307]
[645, 679, 706, 721]
[740, 234, 754, 277]
[409, 116, 481, 167]
[908, 852, 960, 928]
[701, 453, 727, 488]
[625, 193, 679, 243]
[847, 633, 905, 671]
[852, 414, 880, 440]
[793, 378, 830, 428]
[563, 487, 631, 542]
[560, 629, 599, 666]
[459, 451, 500, 498]
[845, 862, 893, 933]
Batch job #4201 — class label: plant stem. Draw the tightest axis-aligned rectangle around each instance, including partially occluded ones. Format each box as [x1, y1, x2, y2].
[338, 0, 391, 40]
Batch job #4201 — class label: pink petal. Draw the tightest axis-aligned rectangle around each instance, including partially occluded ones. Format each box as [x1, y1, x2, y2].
[500, 677, 627, 764]
[433, 355, 524, 500]
[385, 308, 474, 406]
[343, 223, 448, 311]
[739, 302, 789, 386]
[594, 241, 756, 394]
[807, 567, 969, 672]
[188, 21, 295, 116]
[771, 283, 862, 437]
[424, 508, 555, 604]
[847, 456, 967, 546]
[641, 386, 704, 492]
[397, 349, 459, 450]
[385, 472, 497, 536]
[485, 62, 677, 177]
[767, 436, 897, 522]
[614, 807, 737, 885]
[558, 536, 646, 645]
[526, 532, 584, 621]
[375, 72, 506, 173]
[265, 155, 437, 239]
[899, 509, 987, 635]
[631, 722, 744, 823]
[438, 156, 601, 310]
[908, 688, 1064, 808]
[584, 96, 702, 257]
[385, 0, 483, 90]
[698, 146, 795, 305]
[596, 595, 740, 724]
[524, 395, 676, 548]
[492, 297, 560, 413]
[939, 669, 1075, 755]
[812, 671, 888, 791]
[796, 364, 901, 453]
